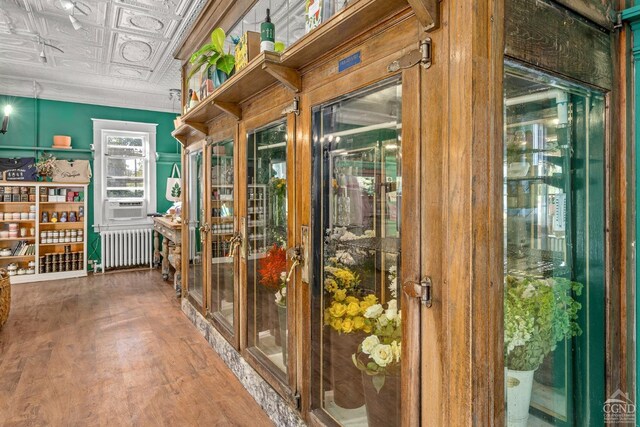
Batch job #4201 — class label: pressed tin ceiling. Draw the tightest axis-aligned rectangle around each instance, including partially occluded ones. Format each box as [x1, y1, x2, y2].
[0, 0, 208, 112]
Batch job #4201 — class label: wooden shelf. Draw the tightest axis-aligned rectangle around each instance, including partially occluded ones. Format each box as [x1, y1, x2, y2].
[39, 242, 84, 247]
[175, 52, 299, 137]
[0, 202, 34, 205]
[40, 201, 84, 205]
[39, 222, 84, 228]
[0, 237, 35, 241]
[0, 255, 35, 260]
[0, 219, 35, 223]
[280, 0, 410, 69]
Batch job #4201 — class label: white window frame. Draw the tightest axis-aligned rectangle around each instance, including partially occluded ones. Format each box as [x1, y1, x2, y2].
[92, 119, 157, 231]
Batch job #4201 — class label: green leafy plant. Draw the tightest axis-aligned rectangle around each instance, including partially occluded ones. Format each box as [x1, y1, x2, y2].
[504, 275, 583, 371]
[187, 28, 235, 81]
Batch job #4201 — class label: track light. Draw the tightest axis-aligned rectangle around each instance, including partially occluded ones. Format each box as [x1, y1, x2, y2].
[69, 14, 82, 31]
[65, 1, 87, 31]
[1, 105, 11, 135]
[39, 49, 47, 63]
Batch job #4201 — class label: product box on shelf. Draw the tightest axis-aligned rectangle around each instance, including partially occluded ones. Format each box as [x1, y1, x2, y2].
[235, 31, 260, 72]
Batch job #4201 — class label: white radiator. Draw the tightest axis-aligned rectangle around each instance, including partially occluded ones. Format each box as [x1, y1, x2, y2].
[100, 227, 153, 270]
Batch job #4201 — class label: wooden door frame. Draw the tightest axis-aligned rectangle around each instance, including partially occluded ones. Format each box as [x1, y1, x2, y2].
[238, 95, 300, 406]
[205, 124, 241, 350]
[298, 57, 421, 426]
[182, 139, 207, 314]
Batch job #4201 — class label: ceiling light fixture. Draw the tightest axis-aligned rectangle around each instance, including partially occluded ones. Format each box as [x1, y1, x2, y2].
[35, 36, 64, 65]
[65, 1, 88, 31]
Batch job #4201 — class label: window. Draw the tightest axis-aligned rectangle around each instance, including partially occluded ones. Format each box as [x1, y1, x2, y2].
[92, 119, 157, 229]
[104, 133, 146, 199]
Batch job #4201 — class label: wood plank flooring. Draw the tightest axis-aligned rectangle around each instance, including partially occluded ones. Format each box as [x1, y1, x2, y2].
[0, 270, 273, 427]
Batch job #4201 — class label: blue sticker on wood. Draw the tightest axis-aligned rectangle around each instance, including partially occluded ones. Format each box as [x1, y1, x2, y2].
[338, 51, 361, 72]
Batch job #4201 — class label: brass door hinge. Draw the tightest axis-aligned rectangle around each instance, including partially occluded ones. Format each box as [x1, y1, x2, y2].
[281, 96, 300, 116]
[402, 277, 433, 307]
[387, 38, 432, 72]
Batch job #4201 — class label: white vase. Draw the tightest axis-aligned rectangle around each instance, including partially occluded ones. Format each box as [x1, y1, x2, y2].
[506, 368, 535, 427]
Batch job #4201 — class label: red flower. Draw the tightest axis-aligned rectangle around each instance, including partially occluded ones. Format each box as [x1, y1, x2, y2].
[258, 244, 286, 290]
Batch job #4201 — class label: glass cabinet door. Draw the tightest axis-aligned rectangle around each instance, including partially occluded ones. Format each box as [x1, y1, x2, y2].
[209, 139, 236, 332]
[503, 69, 605, 426]
[187, 147, 205, 305]
[311, 78, 402, 426]
[246, 119, 289, 378]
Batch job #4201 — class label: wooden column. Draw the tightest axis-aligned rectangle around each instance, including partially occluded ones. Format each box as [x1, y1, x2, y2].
[434, 0, 505, 424]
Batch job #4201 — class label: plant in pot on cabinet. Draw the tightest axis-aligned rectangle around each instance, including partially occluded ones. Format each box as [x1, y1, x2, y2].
[187, 28, 235, 93]
[504, 275, 582, 427]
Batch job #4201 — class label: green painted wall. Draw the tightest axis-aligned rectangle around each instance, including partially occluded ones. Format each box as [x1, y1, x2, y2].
[0, 95, 181, 268]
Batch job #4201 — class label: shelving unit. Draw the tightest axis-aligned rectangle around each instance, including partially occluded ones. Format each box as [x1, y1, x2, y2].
[247, 184, 267, 258]
[0, 182, 88, 284]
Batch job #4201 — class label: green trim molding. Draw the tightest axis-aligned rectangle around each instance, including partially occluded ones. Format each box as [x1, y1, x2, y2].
[621, 5, 640, 407]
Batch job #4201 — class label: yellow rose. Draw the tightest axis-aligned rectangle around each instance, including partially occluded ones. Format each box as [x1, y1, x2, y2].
[362, 324, 372, 333]
[345, 296, 359, 304]
[323, 308, 332, 325]
[364, 294, 378, 305]
[341, 318, 354, 334]
[353, 316, 365, 330]
[329, 302, 347, 318]
[334, 289, 347, 302]
[346, 302, 360, 317]
[331, 318, 343, 331]
[324, 278, 337, 293]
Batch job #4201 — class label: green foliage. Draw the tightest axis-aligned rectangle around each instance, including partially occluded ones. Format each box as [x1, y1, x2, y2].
[186, 28, 235, 82]
[504, 275, 583, 371]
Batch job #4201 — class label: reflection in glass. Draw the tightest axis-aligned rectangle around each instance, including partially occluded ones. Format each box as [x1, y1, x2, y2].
[188, 149, 204, 303]
[247, 120, 289, 376]
[503, 70, 605, 426]
[210, 139, 235, 328]
[312, 79, 402, 427]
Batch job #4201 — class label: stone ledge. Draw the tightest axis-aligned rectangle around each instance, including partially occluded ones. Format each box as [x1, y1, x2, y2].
[182, 298, 305, 427]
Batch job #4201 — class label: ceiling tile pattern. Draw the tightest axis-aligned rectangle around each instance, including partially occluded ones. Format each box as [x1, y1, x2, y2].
[0, 0, 207, 112]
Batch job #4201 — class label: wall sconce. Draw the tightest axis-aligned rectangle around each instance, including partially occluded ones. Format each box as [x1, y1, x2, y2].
[1, 105, 11, 134]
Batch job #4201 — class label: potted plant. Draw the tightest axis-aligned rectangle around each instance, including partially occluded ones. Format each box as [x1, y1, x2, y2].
[504, 275, 582, 427]
[36, 153, 56, 181]
[187, 28, 235, 89]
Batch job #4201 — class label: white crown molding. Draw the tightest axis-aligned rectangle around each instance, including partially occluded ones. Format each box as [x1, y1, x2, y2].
[0, 75, 180, 113]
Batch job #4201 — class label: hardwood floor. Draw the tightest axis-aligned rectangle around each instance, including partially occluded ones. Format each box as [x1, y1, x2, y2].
[0, 270, 273, 427]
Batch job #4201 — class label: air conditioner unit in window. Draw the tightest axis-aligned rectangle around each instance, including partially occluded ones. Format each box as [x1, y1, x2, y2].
[105, 200, 147, 221]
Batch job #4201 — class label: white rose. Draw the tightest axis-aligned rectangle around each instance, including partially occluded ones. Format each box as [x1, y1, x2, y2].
[364, 304, 384, 319]
[370, 344, 394, 367]
[378, 315, 389, 327]
[280, 271, 287, 282]
[361, 335, 380, 355]
[385, 299, 398, 321]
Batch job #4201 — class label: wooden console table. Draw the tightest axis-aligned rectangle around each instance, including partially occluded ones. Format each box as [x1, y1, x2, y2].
[152, 216, 182, 297]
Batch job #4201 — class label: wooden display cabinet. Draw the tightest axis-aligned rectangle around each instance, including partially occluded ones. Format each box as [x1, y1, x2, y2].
[174, 0, 629, 426]
[0, 182, 88, 284]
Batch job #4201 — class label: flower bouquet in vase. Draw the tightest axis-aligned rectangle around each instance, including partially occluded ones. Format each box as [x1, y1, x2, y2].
[323, 262, 373, 409]
[352, 296, 401, 427]
[257, 244, 287, 349]
[504, 275, 582, 427]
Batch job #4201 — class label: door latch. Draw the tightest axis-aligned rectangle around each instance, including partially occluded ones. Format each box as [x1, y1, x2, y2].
[198, 223, 210, 243]
[402, 276, 433, 307]
[387, 38, 432, 72]
[281, 96, 300, 116]
[227, 233, 242, 257]
[285, 246, 304, 283]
